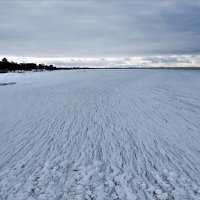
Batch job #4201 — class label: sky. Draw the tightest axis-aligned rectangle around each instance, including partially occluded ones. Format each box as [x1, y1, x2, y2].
[0, 0, 200, 67]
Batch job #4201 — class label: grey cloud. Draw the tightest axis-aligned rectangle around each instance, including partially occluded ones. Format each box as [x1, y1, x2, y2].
[7, 55, 198, 68]
[0, 0, 200, 57]
[146, 57, 191, 64]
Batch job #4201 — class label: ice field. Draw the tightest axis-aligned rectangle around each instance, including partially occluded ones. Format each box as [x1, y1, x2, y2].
[0, 69, 200, 200]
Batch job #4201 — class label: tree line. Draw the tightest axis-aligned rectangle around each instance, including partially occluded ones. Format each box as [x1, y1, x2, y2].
[0, 58, 57, 73]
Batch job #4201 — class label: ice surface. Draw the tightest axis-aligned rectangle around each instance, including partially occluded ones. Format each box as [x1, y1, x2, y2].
[0, 69, 200, 200]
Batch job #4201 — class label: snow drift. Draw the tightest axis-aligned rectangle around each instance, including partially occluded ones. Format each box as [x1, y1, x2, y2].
[0, 69, 200, 200]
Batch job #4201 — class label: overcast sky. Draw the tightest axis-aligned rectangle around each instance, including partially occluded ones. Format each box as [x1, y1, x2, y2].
[0, 0, 200, 67]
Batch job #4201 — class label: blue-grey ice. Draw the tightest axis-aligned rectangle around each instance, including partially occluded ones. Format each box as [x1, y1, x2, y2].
[0, 69, 200, 200]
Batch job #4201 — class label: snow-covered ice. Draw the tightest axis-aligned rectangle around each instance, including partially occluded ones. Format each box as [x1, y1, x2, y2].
[0, 69, 200, 200]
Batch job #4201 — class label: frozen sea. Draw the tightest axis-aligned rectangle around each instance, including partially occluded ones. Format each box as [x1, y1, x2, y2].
[0, 69, 200, 200]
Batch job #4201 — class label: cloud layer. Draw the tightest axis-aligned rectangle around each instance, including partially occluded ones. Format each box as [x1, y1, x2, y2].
[0, 0, 200, 57]
[4, 55, 200, 68]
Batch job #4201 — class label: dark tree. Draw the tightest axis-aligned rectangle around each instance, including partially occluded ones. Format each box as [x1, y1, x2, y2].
[2, 58, 8, 62]
[0, 58, 57, 73]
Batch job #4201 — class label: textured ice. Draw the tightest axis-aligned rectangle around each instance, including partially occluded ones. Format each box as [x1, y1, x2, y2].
[0, 69, 200, 200]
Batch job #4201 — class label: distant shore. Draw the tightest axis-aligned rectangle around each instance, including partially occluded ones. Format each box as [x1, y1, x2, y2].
[1, 58, 200, 73]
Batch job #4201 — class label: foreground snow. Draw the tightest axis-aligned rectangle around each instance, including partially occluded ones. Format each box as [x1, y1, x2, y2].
[0, 69, 200, 200]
